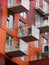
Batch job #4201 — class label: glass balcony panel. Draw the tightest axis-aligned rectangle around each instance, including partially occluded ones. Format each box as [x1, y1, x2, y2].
[35, 16, 49, 33]
[8, 0, 29, 13]
[36, 0, 48, 15]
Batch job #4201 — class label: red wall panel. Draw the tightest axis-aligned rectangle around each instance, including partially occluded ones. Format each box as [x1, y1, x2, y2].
[47, 0, 49, 2]
[0, 0, 7, 7]
[27, 6, 36, 25]
[29, 58, 49, 65]
[0, 53, 5, 65]
[40, 0, 43, 8]
[27, 0, 36, 26]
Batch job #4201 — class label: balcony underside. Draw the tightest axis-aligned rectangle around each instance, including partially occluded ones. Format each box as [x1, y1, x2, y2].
[8, 5, 27, 14]
[36, 8, 45, 16]
[6, 50, 26, 58]
[20, 35, 38, 42]
[39, 26, 49, 33]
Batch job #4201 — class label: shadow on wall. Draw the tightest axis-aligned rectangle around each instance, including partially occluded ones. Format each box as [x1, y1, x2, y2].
[0, 53, 18, 65]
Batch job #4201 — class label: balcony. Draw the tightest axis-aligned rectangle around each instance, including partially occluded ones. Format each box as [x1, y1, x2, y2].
[36, 0, 45, 16]
[35, 17, 49, 33]
[36, 1, 49, 16]
[5, 39, 28, 58]
[36, 7, 45, 16]
[8, 0, 29, 14]
[18, 25, 39, 42]
[43, 1, 49, 16]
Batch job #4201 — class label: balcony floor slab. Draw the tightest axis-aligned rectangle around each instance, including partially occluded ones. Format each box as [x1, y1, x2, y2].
[8, 5, 27, 14]
[6, 50, 26, 58]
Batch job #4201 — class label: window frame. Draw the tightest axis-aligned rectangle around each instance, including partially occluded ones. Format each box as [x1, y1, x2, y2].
[7, 12, 14, 31]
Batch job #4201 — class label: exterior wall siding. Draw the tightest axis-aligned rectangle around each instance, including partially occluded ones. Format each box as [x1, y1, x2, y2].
[0, 0, 49, 65]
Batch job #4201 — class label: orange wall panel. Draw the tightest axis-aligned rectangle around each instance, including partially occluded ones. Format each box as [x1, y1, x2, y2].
[0, 28, 6, 54]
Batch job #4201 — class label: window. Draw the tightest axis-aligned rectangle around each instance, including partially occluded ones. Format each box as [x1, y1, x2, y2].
[36, 0, 40, 7]
[43, 0, 48, 13]
[42, 37, 48, 44]
[35, 40, 39, 48]
[18, 20, 25, 27]
[6, 34, 14, 51]
[42, 37, 48, 53]
[8, 0, 16, 7]
[19, 56, 25, 61]
[44, 45, 48, 52]
[8, 0, 14, 7]
[35, 12, 41, 27]
[20, 12, 26, 19]
[18, 20, 26, 37]
[7, 13, 14, 31]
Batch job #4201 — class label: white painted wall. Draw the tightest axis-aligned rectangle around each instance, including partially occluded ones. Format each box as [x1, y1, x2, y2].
[21, 0, 29, 10]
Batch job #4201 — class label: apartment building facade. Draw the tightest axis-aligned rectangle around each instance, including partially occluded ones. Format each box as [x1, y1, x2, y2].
[0, 0, 49, 65]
